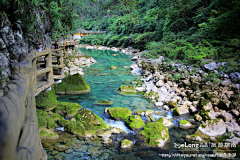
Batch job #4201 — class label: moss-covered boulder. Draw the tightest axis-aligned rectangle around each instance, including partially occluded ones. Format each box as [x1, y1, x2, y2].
[173, 105, 189, 115]
[142, 91, 158, 99]
[40, 129, 59, 140]
[145, 110, 154, 117]
[95, 100, 113, 106]
[157, 117, 174, 128]
[51, 113, 61, 121]
[119, 85, 136, 94]
[64, 109, 109, 138]
[36, 109, 57, 129]
[55, 102, 82, 118]
[35, 88, 59, 111]
[179, 120, 192, 129]
[141, 122, 169, 148]
[125, 115, 145, 130]
[54, 73, 90, 94]
[106, 107, 132, 120]
[197, 119, 226, 137]
[110, 65, 117, 69]
[121, 139, 134, 149]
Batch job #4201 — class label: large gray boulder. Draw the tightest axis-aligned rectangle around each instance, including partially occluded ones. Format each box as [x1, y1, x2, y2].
[204, 62, 217, 71]
[198, 119, 226, 137]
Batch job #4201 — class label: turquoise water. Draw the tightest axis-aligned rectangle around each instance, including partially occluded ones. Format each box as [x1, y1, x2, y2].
[58, 48, 152, 117]
[45, 48, 214, 160]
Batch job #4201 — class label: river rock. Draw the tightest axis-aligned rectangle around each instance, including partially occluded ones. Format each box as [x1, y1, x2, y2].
[194, 114, 202, 122]
[106, 107, 132, 120]
[198, 119, 226, 137]
[130, 63, 142, 75]
[95, 100, 113, 106]
[125, 115, 145, 130]
[54, 145, 68, 152]
[157, 117, 174, 128]
[204, 62, 217, 71]
[156, 80, 164, 87]
[141, 122, 169, 148]
[145, 110, 154, 117]
[179, 120, 192, 129]
[120, 139, 134, 149]
[230, 72, 240, 83]
[54, 73, 90, 94]
[173, 105, 189, 115]
[186, 134, 203, 143]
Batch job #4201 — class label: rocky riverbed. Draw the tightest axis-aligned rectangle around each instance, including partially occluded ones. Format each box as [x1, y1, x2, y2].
[39, 44, 240, 159]
[77, 44, 240, 155]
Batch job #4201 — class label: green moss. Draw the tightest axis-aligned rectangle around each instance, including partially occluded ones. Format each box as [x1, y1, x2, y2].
[51, 113, 61, 121]
[80, 55, 91, 58]
[35, 88, 59, 110]
[179, 120, 191, 125]
[133, 79, 143, 86]
[63, 109, 109, 137]
[54, 73, 90, 94]
[125, 115, 145, 129]
[142, 91, 158, 99]
[75, 109, 108, 130]
[119, 85, 136, 92]
[198, 98, 210, 109]
[173, 107, 178, 116]
[168, 101, 178, 108]
[108, 107, 132, 120]
[40, 131, 59, 140]
[200, 109, 211, 120]
[95, 100, 113, 106]
[36, 109, 57, 129]
[110, 65, 117, 69]
[137, 110, 145, 115]
[141, 122, 169, 147]
[55, 102, 82, 118]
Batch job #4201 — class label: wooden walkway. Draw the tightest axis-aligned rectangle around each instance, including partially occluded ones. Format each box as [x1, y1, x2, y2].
[36, 41, 78, 94]
[0, 41, 78, 97]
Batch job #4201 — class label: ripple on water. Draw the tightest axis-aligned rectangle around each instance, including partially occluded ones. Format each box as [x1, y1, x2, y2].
[104, 118, 135, 135]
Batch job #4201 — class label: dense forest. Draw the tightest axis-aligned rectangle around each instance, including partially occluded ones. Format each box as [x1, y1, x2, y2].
[1, 0, 240, 69]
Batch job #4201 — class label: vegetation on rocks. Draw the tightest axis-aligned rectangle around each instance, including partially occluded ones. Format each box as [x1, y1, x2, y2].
[35, 88, 59, 111]
[54, 73, 90, 94]
[95, 100, 114, 106]
[107, 107, 132, 120]
[119, 85, 136, 94]
[141, 122, 169, 148]
[55, 102, 82, 118]
[125, 115, 145, 130]
[63, 109, 109, 137]
[36, 109, 57, 129]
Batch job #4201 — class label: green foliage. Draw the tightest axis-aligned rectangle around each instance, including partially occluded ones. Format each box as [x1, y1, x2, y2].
[36, 109, 57, 129]
[125, 115, 145, 129]
[107, 107, 132, 120]
[35, 88, 59, 110]
[141, 122, 169, 147]
[54, 73, 90, 93]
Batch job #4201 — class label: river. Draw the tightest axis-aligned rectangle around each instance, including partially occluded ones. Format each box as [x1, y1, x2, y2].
[45, 47, 210, 160]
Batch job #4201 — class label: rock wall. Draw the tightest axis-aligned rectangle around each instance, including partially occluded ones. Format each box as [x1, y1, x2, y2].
[0, 9, 52, 89]
[0, 54, 47, 159]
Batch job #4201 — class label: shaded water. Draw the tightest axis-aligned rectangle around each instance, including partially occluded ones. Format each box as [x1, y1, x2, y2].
[44, 48, 214, 160]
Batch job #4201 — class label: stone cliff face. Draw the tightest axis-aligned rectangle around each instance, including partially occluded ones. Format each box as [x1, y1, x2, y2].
[0, 9, 52, 89]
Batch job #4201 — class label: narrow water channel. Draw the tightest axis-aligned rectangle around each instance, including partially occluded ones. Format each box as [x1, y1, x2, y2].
[46, 47, 212, 160]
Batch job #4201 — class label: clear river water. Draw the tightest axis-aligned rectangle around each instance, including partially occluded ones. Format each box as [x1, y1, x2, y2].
[45, 47, 214, 160]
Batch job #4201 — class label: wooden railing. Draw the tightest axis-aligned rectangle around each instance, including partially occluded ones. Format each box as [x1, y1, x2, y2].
[11, 47, 67, 95]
